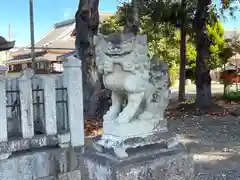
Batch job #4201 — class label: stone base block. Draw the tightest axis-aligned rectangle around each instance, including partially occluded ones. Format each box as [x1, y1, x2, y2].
[93, 131, 180, 159]
[81, 144, 194, 180]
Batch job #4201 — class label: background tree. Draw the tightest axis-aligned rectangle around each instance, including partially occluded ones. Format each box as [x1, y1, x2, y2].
[194, 0, 240, 108]
[145, 0, 239, 108]
[207, 21, 225, 69]
[186, 20, 225, 80]
[141, 0, 196, 100]
[178, 0, 187, 101]
[101, 1, 226, 85]
[100, 0, 240, 109]
[75, 0, 108, 119]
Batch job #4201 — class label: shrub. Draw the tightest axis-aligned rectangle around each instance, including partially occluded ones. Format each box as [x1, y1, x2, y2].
[223, 90, 240, 101]
[169, 66, 179, 86]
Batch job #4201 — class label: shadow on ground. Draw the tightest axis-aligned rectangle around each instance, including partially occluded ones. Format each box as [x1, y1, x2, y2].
[168, 115, 240, 179]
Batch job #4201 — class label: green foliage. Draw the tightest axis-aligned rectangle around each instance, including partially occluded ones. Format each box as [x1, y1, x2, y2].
[223, 90, 240, 101]
[169, 66, 180, 86]
[143, 22, 181, 68]
[186, 20, 226, 69]
[100, 0, 239, 85]
[100, 2, 190, 69]
[186, 20, 227, 81]
[206, 21, 225, 69]
[140, 0, 238, 69]
[219, 46, 234, 63]
[100, 16, 122, 34]
[186, 41, 197, 68]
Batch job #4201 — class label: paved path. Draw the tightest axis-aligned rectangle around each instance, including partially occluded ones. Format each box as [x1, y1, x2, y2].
[169, 115, 240, 179]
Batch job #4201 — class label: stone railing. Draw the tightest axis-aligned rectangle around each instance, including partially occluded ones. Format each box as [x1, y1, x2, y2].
[0, 56, 84, 160]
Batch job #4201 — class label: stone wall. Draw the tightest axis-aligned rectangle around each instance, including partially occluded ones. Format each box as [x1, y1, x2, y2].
[0, 144, 194, 180]
[0, 147, 82, 180]
[0, 55, 85, 161]
[81, 144, 194, 180]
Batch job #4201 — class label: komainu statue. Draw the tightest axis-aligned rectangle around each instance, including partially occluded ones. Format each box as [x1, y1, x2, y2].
[93, 33, 179, 159]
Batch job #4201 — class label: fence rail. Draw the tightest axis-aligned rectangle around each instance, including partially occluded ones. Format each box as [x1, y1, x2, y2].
[56, 87, 69, 132]
[0, 55, 84, 160]
[32, 86, 45, 134]
[6, 89, 22, 139]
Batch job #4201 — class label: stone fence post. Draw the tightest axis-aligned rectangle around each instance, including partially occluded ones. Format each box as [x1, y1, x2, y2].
[41, 76, 57, 135]
[63, 55, 84, 147]
[19, 69, 34, 138]
[0, 75, 7, 142]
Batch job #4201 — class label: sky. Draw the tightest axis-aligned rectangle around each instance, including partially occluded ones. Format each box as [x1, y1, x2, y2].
[0, 0, 240, 47]
[0, 0, 123, 46]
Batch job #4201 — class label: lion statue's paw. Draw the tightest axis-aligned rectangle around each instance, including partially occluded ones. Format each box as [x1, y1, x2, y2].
[115, 111, 131, 124]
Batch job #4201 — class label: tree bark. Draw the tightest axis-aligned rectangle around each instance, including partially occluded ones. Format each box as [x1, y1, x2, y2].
[194, 0, 213, 108]
[123, 0, 140, 34]
[75, 0, 109, 119]
[178, 0, 186, 102]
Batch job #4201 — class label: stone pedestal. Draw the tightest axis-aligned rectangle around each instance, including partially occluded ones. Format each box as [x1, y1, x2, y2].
[93, 131, 180, 159]
[81, 144, 194, 180]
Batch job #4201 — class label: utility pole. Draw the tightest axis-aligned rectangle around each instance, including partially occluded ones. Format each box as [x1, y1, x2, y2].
[5, 24, 11, 60]
[8, 24, 11, 41]
[29, 0, 36, 73]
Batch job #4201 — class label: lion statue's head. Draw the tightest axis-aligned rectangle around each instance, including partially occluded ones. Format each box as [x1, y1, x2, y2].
[94, 33, 150, 73]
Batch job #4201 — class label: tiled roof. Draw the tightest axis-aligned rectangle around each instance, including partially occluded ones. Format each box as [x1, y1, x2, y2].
[7, 53, 64, 64]
[11, 22, 74, 57]
[47, 38, 75, 49]
[57, 51, 76, 61]
[9, 12, 113, 62]
[224, 29, 240, 40]
[99, 12, 114, 22]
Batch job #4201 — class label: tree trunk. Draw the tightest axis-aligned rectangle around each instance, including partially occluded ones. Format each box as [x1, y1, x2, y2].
[223, 63, 228, 95]
[75, 0, 109, 119]
[178, 0, 186, 102]
[195, 0, 213, 108]
[123, 0, 140, 34]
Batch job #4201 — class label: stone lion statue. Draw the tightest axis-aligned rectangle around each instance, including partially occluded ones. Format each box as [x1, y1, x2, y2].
[93, 33, 173, 158]
[94, 33, 170, 127]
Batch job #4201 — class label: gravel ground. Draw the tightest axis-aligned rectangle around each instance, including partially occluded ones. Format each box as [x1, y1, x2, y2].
[169, 115, 240, 179]
[169, 83, 240, 179]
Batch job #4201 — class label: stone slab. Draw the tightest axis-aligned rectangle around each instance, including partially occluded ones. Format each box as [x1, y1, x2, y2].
[58, 170, 81, 180]
[80, 144, 194, 180]
[35, 176, 57, 180]
[0, 132, 70, 155]
[93, 131, 180, 159]
[0, 147, 83, 180]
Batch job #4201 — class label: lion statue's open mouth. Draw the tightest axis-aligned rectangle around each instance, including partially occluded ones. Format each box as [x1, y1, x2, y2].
[104, 50, 132, 57]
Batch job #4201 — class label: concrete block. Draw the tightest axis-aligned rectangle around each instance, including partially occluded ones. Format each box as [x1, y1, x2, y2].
[80, 144, 194, 180]
[0, 147, 83, 180]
